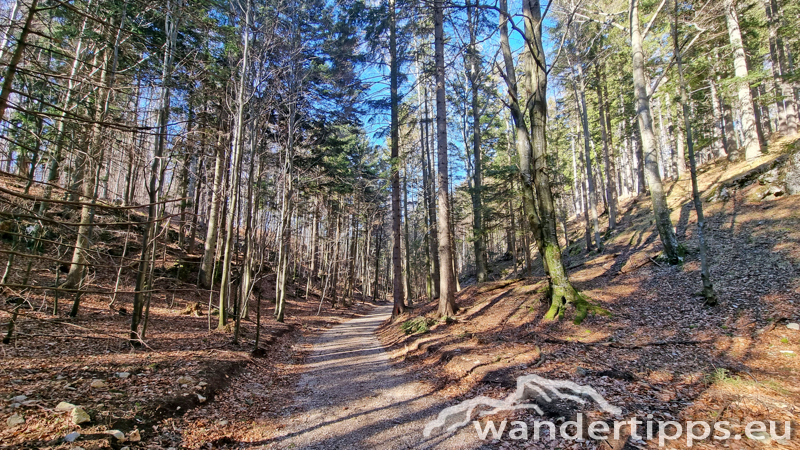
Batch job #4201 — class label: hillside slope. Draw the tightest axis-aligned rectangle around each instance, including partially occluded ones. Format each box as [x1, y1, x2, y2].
[380, 138, 800, 449]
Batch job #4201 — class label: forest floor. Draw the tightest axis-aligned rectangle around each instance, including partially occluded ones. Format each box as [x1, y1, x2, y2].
[2, 137, 800, 450]
[0, 171, 380, 449]
[0, 274, 377, 449]
[378, 138, 800, 449]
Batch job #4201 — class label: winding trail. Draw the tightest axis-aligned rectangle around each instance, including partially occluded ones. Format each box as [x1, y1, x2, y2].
[265, 303, 478, 449]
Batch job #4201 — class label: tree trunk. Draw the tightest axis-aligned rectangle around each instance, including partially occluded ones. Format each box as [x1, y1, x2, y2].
[629, 0, 681, 264]
[402, 166, 412, 304]
[372, 221, 382, 301]
[389, 0, 404, 317]
[708, 79, 728, 158]
[199, 129, 225, 287]
[597, 68, 618, 229]
[133, 1, 177, 339]
[0, 0, 38, 122]
[423, 84, 440, 299]
[219, 0, 251, 328]
[574, 67, 602, 250]
[467, 0, 487, 283]
[673, 5, 716, 305]
[765, 0, 798, 135]
[275, 104, 295, 322]
[724, 0, 762, 160]
[433, 0, 456, 317]
[521, 0, 591, 321]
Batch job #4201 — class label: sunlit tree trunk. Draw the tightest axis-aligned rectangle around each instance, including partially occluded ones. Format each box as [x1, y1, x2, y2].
[764, 0, 798, 135]
[597, 68, 618, 229]
[573, 65, 602, 250]
[199, 128, 225, 288]
[629, 0, 681, 264]
[433, 0, 456, 317]
[724, 0, 762, 160]
[389, 0, 404, 316]
[218, 0, 251, 329]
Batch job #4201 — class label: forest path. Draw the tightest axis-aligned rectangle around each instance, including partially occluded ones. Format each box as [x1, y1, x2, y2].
[264, 303, 477, 449]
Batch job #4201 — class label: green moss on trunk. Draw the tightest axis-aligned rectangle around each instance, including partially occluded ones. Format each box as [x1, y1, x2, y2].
[541, 243, 609, 324]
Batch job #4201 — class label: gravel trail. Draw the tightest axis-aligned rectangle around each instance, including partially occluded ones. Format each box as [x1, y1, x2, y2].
[265, 303, 479, 449]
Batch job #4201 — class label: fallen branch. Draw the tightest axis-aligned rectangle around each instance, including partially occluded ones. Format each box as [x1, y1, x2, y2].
[617, 257, 655, 275]
[15, 333, 123, 340]
[648, 257, 665, 268]
[475, 278, 524, 294]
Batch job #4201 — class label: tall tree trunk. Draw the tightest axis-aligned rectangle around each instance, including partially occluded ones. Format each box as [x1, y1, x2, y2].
[629, 0, 681, 264]
[673, 5, 716, 305]
[724, 0, 762, 160]
[597, 68, 618, 229]
[523, 0, 590, 321]
[330, 204, 341, 307]
[467, 0, 487, 283]
[709, 79, 728, 158]
[275, 103, 295, 322]
[574, 67, 602, 250]
[0, 0, 38, 122]
[40, 1, 93, 213]
[417, 84, 433, 298]
[765, 0, 798, 135]
[219, 0, 251, 328]
[423, 84, 440, 299]
[178, 99, 194, 247]
[389, 0, 404, 317]
[499, 0, 543, 269]
[310, 196, 320, 282]
[199, 129, 225, 287]
[347, 212, 359, 303]
[132, 1, 177, 339]
[372, 221, 382, 301]
[402, 166, 412, 304]
[65, 3, 123, 291]
[433, 0, 456, 317]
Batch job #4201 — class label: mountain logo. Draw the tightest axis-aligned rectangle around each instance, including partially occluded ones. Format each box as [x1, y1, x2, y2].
[423, 374, 621, 437]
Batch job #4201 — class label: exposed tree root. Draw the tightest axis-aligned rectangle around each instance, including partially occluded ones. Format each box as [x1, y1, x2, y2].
[543, 283, 610, 325]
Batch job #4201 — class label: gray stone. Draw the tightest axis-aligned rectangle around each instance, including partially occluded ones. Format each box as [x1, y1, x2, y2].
[784, 144, 800, 195]
[107, 430, 125, 441]
[116, 372, 130, 379]
[758, 168, 779, 185]
[176, 376, 195, 385]
[64, 431, 80, 442]
[762, 184, 785, 200]
[55, 402, 77, 412]
[6, 413, 24, 427]
[11, 395, 26, 403]
[787, 323, 799, 331]
[70, 407, 90, 425]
